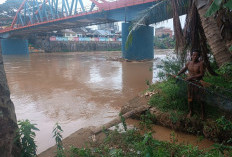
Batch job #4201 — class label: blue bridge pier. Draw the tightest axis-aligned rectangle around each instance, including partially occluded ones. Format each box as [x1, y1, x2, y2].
[1, 39, 29, 55]
[121, 23, 154, 61]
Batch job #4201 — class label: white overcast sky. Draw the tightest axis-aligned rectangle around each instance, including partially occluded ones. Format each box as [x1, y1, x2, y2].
[0, 0, 186, 31]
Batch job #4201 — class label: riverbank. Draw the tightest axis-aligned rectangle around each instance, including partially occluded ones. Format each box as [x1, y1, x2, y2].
[38, 94, 220, 157]
[39, 76, 232, 156]
[38, 95, 221, 157]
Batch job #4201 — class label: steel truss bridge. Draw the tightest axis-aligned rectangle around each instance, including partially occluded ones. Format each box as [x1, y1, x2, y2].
[0, 0, 165, 38]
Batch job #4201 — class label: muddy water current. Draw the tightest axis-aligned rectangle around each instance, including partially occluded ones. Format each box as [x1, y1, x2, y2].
[3, 51, 213, 153]
[3, 51, 158, 153]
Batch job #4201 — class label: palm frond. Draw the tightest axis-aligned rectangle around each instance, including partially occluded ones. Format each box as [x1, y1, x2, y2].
[224, 0, 232, 10]
[205, 0, 223, 17]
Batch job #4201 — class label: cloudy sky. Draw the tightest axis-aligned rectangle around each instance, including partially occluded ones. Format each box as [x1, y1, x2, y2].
[0, 0, 186, 31]
[0, 0, 6, 4]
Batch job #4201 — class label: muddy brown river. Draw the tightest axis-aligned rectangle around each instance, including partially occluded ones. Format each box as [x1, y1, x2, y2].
[3, 51, 156, 153]
[3, 50, 213, 153]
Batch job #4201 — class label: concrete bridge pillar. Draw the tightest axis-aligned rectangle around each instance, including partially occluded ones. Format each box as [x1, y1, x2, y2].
[122, 23, 154, 60]
[1, 39, 29, 55]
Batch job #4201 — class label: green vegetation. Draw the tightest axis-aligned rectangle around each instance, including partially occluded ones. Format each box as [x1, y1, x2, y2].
[151, 56, 232, 115]
[60, 128, 232, 157]
[139, 111, 156, 130]
[53, 123, 65, 157]
[203, 62, 232, 100]
[15, 119, 39, 157]
[119, 112, 128, 131]
[148, 79, 188, 112]
[154, 35, 175, 49]
[142, 56, 232, 144]
[15, 114, 232, 157]
[205, 0, 232, 17]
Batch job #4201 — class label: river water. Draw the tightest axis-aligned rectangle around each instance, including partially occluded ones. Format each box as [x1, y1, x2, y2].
[3, 51, 160, 153]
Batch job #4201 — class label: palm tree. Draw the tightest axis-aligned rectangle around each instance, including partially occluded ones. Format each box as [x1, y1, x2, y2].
[195, 0, 232, 66]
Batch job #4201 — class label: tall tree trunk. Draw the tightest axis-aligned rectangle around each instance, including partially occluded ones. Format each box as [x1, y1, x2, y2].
[195, 0, 232, 66]
[171, 0, 186, 62]
[0, 50, 18, 156]
[197, 12, 218, 76]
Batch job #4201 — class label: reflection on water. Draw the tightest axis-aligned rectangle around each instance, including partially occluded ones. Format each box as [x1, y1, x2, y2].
[3, 51, 156, 153]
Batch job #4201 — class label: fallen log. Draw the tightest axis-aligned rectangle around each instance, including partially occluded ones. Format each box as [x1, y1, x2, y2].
[93, 105, 150, 134]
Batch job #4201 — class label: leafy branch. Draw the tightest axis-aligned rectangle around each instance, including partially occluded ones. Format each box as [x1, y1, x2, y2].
[15, 119, 39, 157]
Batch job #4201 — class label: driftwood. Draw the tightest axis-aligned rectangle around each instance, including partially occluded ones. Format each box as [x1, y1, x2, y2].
[93, 105, 150, 134]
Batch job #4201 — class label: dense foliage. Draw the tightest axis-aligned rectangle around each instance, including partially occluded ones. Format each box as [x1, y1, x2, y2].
[154, 35, 175, 49]
[68, 127, 232, 157]
[151, 56, 232, 116]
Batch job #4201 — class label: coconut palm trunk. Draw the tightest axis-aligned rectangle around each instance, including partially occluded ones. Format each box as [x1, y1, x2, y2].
[0, 50, 18, 156]
[195, 0, 232, 66]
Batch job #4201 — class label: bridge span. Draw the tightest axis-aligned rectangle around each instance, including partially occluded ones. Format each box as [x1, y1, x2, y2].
[0, 0, 188, 60]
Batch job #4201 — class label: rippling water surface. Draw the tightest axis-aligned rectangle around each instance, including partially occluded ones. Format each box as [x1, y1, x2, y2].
[3, 51, 159, 153]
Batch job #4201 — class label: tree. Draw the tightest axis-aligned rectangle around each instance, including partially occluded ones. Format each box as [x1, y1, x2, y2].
[0, 50, 19, 156]
[195, 0, 232, 66]
[126, 0, 232, 67]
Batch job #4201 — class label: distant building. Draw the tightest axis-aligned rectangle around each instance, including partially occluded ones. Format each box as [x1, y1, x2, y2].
[62, 29, 78, 37]
[155, 27, 173, 38]
[72, 27, 90, 37]
[98, 23, 119, 34]
[92, 30, 113, 37]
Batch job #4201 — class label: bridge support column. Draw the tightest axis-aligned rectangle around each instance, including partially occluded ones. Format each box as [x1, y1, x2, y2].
[1, 39, 29, 55]
[122, 23, 154, 60]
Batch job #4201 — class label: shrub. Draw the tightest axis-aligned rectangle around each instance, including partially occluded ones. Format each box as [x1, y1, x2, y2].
[148, 79, 188, 112]
[15, 119, 39, 157]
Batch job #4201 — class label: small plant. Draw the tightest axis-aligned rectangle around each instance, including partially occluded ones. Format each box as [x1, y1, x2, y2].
[229, 45, 232, 51]
[53, 123, 65, 157]
[69, 146, 93, 157]
[141, 132, 156, 157]
[216, 116, 232, 131]
[146, 80, 150, 86]
[211, 143, 232, 156]
[140, 111, 155, 130]
[119, 112, 127, 131]
[109, 148, 124, 157]
[170, 131, 178, 144]
[15, 119, 39, 157]
[170, 111, 182, 124]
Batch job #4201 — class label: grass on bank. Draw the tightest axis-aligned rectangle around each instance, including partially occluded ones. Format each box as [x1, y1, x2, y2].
[143, 57, 232, 145]
[67, 126, 232, 157]
[148, 57, 232, 119]
[15, 116, 232, 156]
